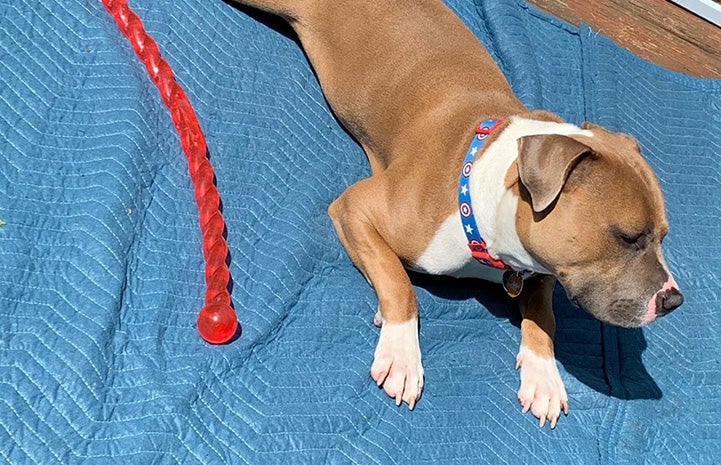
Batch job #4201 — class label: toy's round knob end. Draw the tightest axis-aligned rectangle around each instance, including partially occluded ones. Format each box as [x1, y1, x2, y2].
[197, 303, 238, 344]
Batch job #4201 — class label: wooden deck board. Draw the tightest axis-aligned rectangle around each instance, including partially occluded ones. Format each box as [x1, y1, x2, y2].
[526, 0, 721, 79]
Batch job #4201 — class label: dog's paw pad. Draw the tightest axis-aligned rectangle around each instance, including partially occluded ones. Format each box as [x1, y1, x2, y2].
[371, 319, 424, 409]
[516, 346, 569, 428]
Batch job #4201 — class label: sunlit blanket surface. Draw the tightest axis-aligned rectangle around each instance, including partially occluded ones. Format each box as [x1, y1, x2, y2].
[1, 0, 720, 463]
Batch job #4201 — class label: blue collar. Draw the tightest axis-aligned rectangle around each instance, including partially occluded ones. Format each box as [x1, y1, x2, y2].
[459, 119, 528, 297]
[459, 119, 508, 269]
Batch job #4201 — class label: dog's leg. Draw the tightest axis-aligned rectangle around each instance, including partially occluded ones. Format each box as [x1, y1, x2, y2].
[516, 275, 569, 428]
[328, 177, 424, 410]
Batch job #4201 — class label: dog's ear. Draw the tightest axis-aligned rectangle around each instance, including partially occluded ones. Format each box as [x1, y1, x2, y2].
[517, 134, 595, 213]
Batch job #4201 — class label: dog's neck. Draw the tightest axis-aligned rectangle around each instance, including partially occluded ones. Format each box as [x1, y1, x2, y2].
[468, 116, 592, 274]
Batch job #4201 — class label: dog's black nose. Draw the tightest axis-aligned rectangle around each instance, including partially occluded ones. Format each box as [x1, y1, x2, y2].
[656, 288, 684, 317]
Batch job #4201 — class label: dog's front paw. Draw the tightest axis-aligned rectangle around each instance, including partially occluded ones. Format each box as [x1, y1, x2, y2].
[516, 346, 569, 428]
[371, 318, 424, 410]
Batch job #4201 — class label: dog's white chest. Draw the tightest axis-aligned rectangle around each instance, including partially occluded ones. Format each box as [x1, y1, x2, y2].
[410, 213, 504, 283]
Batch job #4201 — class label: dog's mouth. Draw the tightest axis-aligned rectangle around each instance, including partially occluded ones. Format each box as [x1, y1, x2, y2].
[558, 264, 683, 327]
[566, 291, 649, 328]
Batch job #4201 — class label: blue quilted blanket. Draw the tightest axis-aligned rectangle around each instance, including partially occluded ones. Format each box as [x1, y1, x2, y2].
[1, 0, 720, 463]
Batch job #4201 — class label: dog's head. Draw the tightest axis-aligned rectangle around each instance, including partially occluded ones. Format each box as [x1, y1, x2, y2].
[515, 122, 683, 327]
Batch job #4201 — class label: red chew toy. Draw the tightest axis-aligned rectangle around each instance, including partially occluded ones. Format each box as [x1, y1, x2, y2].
[102, 0, 239, 343]
[196, 302, 239, 345]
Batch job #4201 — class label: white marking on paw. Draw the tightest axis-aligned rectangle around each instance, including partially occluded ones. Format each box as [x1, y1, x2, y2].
[516, 345, 569, 428]
[371, 318, 424, 409]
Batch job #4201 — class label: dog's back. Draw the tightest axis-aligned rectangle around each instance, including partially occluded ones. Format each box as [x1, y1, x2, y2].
[233, 0, 525, 171]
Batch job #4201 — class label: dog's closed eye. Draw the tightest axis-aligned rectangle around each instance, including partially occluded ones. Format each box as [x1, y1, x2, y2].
[613, 227, 650, 251]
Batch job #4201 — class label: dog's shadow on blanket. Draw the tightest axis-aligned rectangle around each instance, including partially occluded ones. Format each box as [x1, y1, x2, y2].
[410, 272, 662, 401]
[223, 1, 298, 40]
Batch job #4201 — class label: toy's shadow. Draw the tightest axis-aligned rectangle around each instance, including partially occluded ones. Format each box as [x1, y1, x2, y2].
[409, 272, 662, 400]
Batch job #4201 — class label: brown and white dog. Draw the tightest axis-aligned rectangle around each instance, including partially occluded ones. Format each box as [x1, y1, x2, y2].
[233, 0, 684, 428]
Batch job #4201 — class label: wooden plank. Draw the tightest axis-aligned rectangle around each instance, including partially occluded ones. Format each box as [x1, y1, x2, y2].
[526, 0, 721, 79]
[669, 0, 721, 27]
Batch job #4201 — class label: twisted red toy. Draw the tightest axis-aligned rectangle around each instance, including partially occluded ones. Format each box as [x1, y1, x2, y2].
[102, 0, 238, 344]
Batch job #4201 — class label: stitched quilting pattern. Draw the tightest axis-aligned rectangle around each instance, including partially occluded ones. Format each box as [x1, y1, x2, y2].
[0, 1, 719, 463]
